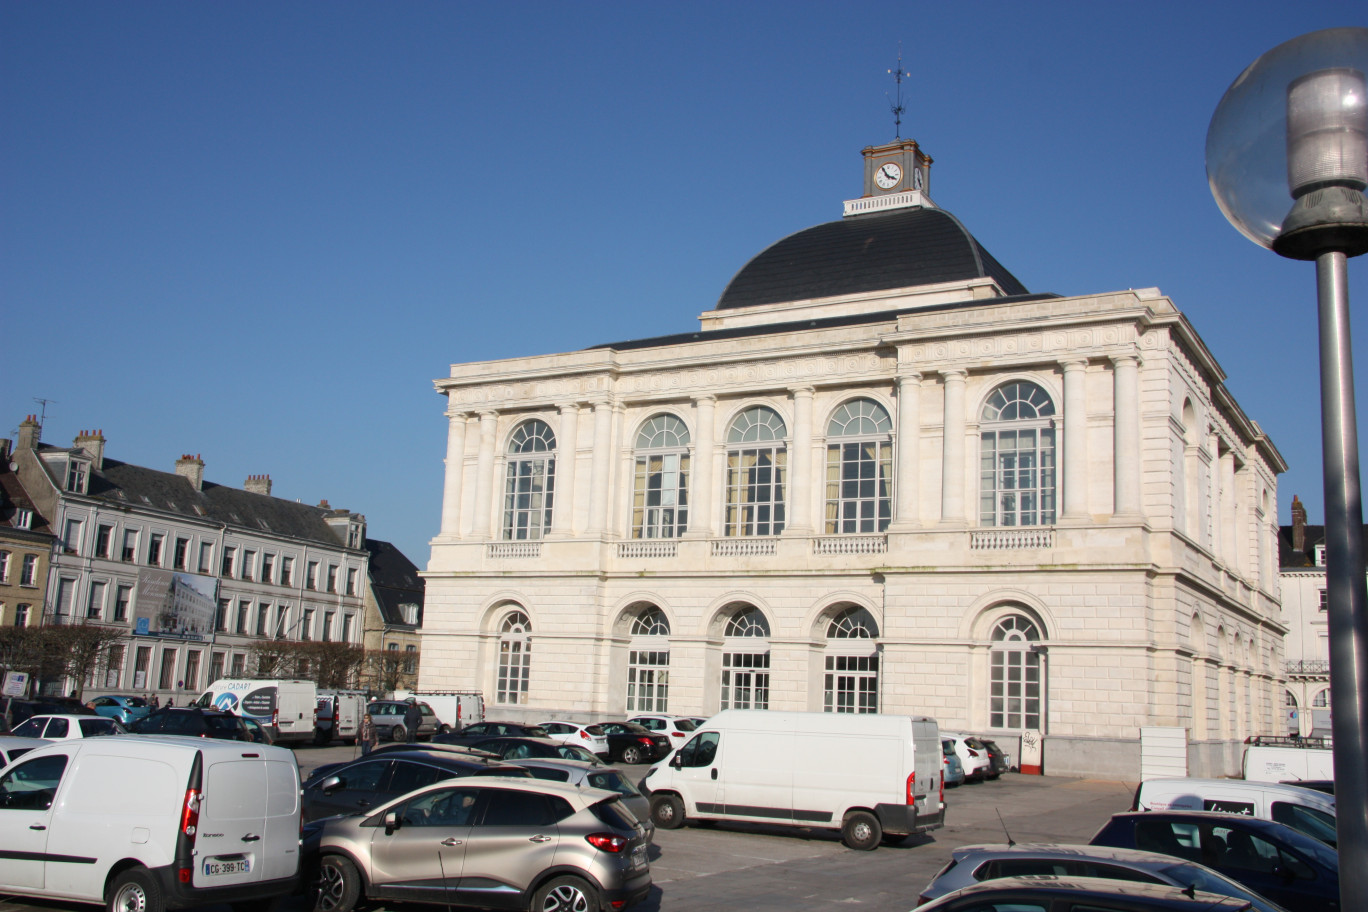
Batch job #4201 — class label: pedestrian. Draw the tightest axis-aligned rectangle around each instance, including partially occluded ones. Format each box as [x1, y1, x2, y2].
[150, 694, 160, 710]
[403, 700, 421, 743]
[360, 711, 377, 756]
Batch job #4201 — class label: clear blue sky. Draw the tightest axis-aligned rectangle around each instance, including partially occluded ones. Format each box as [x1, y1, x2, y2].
[3, 2, 1365, 565]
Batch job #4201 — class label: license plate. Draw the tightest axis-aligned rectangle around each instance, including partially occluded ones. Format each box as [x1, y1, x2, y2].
[630, 845, 647, 870]
[204, 857, 250, 876]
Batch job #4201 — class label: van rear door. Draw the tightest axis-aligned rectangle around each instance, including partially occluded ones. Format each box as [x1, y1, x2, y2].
[195, 751, 300, 888]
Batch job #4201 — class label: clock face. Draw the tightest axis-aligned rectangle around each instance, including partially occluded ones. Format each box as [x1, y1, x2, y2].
[875, 161, 902, 189]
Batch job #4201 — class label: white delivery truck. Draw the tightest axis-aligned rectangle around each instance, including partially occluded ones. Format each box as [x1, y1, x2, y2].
[195, 679, 317, 745]
[642, 709, 944, 849]
[0, 735, 301, 911]
[390, 689, 484, 731]
[315, 690, 368, 745]
[1242, 735, 1334, 783]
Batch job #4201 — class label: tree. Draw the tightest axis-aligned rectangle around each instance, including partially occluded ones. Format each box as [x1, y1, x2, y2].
[245, 640, 364, 688]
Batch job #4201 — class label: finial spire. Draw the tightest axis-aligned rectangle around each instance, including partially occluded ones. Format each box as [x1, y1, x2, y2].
[886, 48, 912, 139]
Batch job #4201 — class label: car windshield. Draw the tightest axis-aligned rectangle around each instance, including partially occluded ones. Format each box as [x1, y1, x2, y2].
[1272, 801, 1338, 848]
[586, 770, 642, 797]
[1157, 862, 1284, 911]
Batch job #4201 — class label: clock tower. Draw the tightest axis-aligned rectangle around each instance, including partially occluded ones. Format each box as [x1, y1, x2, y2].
[844, 138, 934, 217]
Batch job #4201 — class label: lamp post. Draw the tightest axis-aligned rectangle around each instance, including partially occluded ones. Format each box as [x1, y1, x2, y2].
[1208, 27, 1368, 908]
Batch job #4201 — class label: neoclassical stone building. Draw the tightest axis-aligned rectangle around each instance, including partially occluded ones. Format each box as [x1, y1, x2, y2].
[422, 139, 1286, 778]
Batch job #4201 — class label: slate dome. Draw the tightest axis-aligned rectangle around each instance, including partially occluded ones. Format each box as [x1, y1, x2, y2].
[717, 206, 1028, 310]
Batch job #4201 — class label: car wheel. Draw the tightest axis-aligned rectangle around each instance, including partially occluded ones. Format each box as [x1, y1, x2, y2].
[841, 810, 882, 851]
[314, 854, 362, 912]
[620, 745, 644, 765]
[650, 793, 685, 829]
[533, 875, 599, 912]
[107, 867, 164, 912]
[389, 724, 406, 743]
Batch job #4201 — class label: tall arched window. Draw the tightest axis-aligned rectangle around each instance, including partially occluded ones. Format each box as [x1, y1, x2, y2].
[503, 421, 556, 540]
[989, 613, 1043, 730]
[627, 607, 670, 713]
[721, 606, 770, 710]
[825, 398, 893, 534]
[1313, 688, 1331, 708]
[497, 610, 531, 705]
[824, 606, 879, 713]
[980, 381, 1056, 527]
[632, 415, 690, 539]
[725, 407, 787, 537]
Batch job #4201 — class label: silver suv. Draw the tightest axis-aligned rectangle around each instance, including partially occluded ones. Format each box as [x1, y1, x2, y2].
[308, 776, 651, 912]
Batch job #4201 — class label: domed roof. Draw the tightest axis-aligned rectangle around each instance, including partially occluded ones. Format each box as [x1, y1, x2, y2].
[717, 206, 1028, 310]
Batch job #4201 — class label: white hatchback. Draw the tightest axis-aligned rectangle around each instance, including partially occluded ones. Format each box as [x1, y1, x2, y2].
[940, 731, 994, 782]
[628, 713, 697, 747]
[538, 720, 610, 757]
[9, 714, 125, 740]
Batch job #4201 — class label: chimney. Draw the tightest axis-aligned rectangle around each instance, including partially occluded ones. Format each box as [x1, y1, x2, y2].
[244, 474, 272, 496]
[74, 428, 106, 470]
[175, 453, 205, 491]
[1292, 494, 1308, 555]
[16, 415, 39, 451]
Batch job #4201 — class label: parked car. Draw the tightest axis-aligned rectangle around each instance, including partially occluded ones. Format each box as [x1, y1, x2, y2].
[509, 757, 654, 842]
[916, 842, 1289, 910]
[463, 736, 603, 764]
[941, 731, 994, 782]
[305, 776, 652, 912]
[980, 737, 1011, 776]
[943, 738, 966, 786]
[915, 875, 1272, 911]
[1090, 810, 1339, 912]
[598, 721, 673, 765]
[364, 699, 440, 742]
[127, 706, 253, 740]
[539, 720, 611, 756]
[1131, 778, 1337, 848]
[301, 748, 530, 822]
[0, 735, 49, 766]
[86, 693, 152, 726]
[627, 713, 698, 745]
[0, 697, 96, 730]
[434, 720, 550, 744]
[9, 714, 125, 740]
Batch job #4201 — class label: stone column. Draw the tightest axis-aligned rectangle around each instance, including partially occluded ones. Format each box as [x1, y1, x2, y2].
[439, 411, 468, 538]
[472, 411, 499, 539]
[1112, 354, 1142, 517]
[1207, 430, 1222, 556]
[551, 403, 579, 537]
[787, 387, 815, 534]
[940, 370, 967, 525]
[1061, 360, 1089, 521]
[892, 372, 922, 529]
[1221, 449, 1237, 567]
[687, 396, 716, 537]
[588, 399, 614, 533]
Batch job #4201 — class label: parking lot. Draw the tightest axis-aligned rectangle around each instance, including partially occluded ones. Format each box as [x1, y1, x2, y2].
[0, 742, 1140, 912]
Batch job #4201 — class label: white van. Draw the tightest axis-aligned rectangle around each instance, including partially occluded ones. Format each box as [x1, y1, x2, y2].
[1133, 777, 1338, 846]
[315, 690, 368, 745]
[0, 735, 301, 910]
[1242, 737, 1334, 783]
[642, 709, 944, 850]
[391, 689, 484, 731]
[195, 679, 317, 745]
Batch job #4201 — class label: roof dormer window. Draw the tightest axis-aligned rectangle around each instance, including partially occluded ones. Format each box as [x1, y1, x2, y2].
[66, 458, 90, 494]
[1314, 544, 1326, 567]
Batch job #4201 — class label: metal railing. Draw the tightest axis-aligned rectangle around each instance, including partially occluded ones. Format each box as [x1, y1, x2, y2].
[1287, 659, 1331, 676]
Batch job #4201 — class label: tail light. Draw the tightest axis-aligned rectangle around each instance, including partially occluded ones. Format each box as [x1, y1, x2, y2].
[966, 748, 980, 757]
[939, 769, 945, 805]
[579, 730, 589, 740]
[177, 786, 201, 882]
[586, 833, 627, 853]
[671, 731, 684, 738]
[906, 772, 916, 805]
[637, 736, 653, 747]
[272, 708, 279, 730]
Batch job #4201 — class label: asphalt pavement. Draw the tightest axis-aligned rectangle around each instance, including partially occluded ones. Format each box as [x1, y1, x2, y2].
[0, 741, 1142, 912]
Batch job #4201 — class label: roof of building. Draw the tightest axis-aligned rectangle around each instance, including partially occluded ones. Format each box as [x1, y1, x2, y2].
[0, 462, 53, 543]
[365, 538, 423, 628]
[715, 206, 1029, 311]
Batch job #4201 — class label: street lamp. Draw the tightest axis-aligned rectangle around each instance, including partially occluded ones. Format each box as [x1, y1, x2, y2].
[1208, 27, 1368, 909]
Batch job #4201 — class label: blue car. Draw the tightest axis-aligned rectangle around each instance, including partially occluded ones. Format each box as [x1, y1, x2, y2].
[87, 694, 152, 726]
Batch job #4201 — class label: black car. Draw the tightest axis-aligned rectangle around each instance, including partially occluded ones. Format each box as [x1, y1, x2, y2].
[433, 720, 550, 745]
[980, 738, 1010, 777]
[127, 706, 252, 740]
[0, 696, 96, 731]
[301, 748, 531, 822]
[1090, 810, 1340, 912]
[464, 736, 604, 764]
[598, 721, 672, 765]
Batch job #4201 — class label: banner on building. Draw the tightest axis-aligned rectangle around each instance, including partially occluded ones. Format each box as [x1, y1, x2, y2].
[132, 569, 217, 641]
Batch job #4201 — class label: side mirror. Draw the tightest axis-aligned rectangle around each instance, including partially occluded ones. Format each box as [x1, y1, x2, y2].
[670, 754, 683, 769]
[319, 775, 342, 794]
[384, 810, 400, 834]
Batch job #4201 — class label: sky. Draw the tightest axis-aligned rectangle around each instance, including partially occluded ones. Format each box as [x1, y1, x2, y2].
[3, 1, 1367, 565]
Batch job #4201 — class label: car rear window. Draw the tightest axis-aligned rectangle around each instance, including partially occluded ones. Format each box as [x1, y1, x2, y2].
[590, 797, 638, 831]
[584, 724, 606, 736]
[526, 767, 571, 782]
[204, 714, 242, 733]
[473, 765, 532, 778]
[522, 726, 548, 737]
[586, 770, 641, 797]
[675, 719, 696, 731]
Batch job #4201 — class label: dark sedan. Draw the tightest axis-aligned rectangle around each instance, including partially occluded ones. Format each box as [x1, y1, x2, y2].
[1091, 810, 1338, 912]
[127, 706, 252, 740]
[301, 748, 530, 822]
[433, 720, 550, 745]
[463, 736, 603, 764]
[598, 721, 673, 765]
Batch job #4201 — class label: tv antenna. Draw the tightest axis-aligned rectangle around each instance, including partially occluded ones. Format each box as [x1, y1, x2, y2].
[32, 397, 57, 436]
[887, 50, 912, 139]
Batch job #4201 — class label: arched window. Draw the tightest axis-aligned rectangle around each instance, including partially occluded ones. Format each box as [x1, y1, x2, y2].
[503, 421, 556, 540]
[824, 606, 879, 714]
[721, 606, 770, 710]
[725, 407, 787, 537]
[632, 415, 690, 539]
[989, 614, 1043, 730]
[1312, 688, 1331, 708]
[980, 382, 1056, 527]
[825, 399, 893, 534]
[627, 607, 670, 713]
[496, 610, 531, 705]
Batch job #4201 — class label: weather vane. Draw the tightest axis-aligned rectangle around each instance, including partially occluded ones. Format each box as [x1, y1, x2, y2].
[887, 50, 912, 139]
